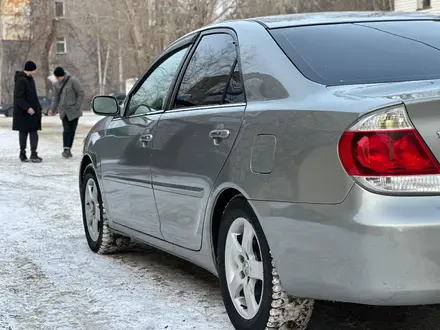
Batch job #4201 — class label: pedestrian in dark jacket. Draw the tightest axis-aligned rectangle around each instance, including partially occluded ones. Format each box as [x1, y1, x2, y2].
[48, 67, 85, 158]
[12, 61, 43, 163]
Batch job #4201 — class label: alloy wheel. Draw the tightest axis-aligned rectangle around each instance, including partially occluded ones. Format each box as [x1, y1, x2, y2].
[84, 178, 101, 242]
[224, 217, 264, 320]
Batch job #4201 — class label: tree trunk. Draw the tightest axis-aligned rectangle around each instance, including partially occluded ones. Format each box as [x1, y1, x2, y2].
[96, 16, 103, 94]
[123, 0, 145, 75]
[0, 39, 3, 104]
[102, 44, 111, 94]
[42, 18, 57, 96]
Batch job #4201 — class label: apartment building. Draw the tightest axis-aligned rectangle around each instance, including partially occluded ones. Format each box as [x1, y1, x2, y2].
[394, 0, 440, 12]
[0, 0, 97, 106]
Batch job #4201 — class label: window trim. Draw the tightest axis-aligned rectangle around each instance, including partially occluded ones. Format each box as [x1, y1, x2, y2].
[166, 102, 247, 115]
[55, 37, 66, 54]
[55, 1, 65, 18]
[118, 33, 198, 119]
[165, 27, 247, 113]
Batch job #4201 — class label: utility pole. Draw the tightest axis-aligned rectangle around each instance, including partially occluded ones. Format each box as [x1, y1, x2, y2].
[118, 11, 123, 92]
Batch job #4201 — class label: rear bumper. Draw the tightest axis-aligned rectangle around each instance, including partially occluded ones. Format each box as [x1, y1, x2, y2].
[251, 184, 440, 306]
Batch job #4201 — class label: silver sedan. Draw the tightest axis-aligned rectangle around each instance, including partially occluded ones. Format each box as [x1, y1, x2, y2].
[79, 11, 440, 330]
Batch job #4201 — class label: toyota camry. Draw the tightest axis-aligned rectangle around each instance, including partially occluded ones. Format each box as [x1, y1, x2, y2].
[79, 12, 440, 330]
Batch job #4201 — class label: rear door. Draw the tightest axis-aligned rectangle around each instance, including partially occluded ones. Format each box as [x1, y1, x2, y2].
[151, 29, 246, 250]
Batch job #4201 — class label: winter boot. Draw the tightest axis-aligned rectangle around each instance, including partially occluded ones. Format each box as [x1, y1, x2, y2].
[30, 151, 42, 163]
[62, 148, 70, 158]
[19, 150, 29, 162]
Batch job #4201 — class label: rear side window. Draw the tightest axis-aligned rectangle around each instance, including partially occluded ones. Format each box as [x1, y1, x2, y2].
[173, 33, 239, 109]
[224, 62, 245, 104]
[270, 20, 440, 86]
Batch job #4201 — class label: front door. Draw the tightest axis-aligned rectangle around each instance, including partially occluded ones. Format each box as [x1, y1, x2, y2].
[99, 44, 191, 237]
[151, 30, 246, 250]
[99, 114, 161, 237]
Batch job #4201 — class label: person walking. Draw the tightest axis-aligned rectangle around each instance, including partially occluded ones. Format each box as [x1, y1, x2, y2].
[12, 61, 43, 163]
[48, 67, 85, 158]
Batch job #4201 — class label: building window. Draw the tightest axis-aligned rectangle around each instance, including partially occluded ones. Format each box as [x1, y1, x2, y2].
[56, 37, 66, 54]
[55, 1, 64, 18]
[418, 0, 431, 9]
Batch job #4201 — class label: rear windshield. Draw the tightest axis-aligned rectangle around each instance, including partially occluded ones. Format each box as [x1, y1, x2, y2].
[269, 20, 440, 86]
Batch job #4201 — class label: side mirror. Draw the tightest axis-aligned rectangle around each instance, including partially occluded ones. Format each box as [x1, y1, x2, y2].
[92, 95, 119, 116]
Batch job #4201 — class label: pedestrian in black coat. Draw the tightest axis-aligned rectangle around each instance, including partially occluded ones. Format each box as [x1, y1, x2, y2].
[12, 61, 43, 163]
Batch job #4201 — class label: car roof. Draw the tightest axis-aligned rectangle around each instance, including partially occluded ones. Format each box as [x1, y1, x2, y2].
[247, 11, 440, 29]
[160, 11, 440, 60]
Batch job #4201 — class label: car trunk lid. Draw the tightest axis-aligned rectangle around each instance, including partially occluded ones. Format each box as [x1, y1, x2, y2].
[404, 98, 440, 164]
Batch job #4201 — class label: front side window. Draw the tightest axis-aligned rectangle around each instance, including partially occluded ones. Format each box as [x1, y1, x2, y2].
[127, 46, 189, 116]
[174, 33, 238, 109]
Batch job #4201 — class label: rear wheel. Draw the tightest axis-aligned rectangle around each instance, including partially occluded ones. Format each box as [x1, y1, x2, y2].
[217, 198, 314, 330]
[6, 108, 13, 117]
[80, 164, 131, 254]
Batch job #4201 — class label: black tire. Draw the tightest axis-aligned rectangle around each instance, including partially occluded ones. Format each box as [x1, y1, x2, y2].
[6, 108, 13, 117]
[217, 198, 314, 330]
[80, 164, 131, 254]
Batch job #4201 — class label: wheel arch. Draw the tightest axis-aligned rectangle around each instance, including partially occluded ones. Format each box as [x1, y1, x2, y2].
[209, 185, 259, 270]
[79, 153, 95, 187]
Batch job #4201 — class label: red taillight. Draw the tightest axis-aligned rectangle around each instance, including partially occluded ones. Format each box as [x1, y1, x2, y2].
[338, 105, 440, 193]
[339, 129, 440, 176]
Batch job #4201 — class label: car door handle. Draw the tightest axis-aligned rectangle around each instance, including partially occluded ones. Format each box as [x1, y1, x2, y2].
[139, 134, 153, 147]
[209, 129, 230, 140]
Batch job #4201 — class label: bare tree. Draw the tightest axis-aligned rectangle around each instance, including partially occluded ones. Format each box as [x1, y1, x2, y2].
[0, 0, 391, 102]
[0, 0, 52, 101]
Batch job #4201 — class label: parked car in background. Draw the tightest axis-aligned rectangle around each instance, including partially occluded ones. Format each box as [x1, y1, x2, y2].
[0, 102, 13, 117]
[79, 12, 440, 330]
[1, 96, 52, 117]
[40, 96, 52, 115]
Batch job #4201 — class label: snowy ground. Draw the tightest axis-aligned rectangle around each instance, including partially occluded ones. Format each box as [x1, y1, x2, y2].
[0, 112, 440, 330]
